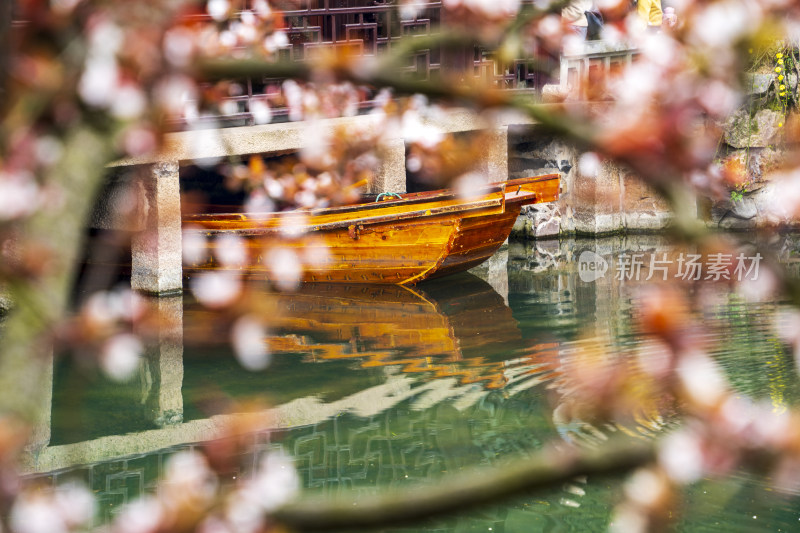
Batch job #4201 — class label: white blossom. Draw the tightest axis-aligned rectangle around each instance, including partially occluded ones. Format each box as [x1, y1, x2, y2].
[207, 0, 230, 21]
[455, 172, 487, 200]
[244, 190, 275, 214]
[624, 469, 667, 509]
[278, 215, 308, 238]
[163, 27, 196, 67]
[401, 110, 443, 149]
[676, 351, 726, 408]
[578, 152, 600, 178]
[165, 451, 219, 502]
[690, 1, 759, 49]
[101, 333, 143, 382]
[155, 75, 198, 116]
[266, 247, 302, 291]
[242, 451, 300, 512]
[252, 0, 271, 18]
[250, 99, 273, 125]
[399, 1, 423, 21]
[182, 227, 208, 266]
[114, 496, 164, 533]
[0, 173, 40, 220]
[78, 56, 119, 108]
[232, 315, 271, 371]
[658, 429, 704, 483]
[215, 234, 247, 268]
[188, 121, 223, 168]
[10, 493, 66, 533]
[54, 482, 95, 529]
[111, 84, 147, 120]
[190, 271, 242, 308]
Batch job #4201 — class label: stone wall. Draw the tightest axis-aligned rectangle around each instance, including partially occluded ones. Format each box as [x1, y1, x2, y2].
[505, 116, 800, 239]
[707, 71, 799, 230]
[508, 125, 674, 240]
[711, 126, 793, 230]
[507, 61, 800, 238]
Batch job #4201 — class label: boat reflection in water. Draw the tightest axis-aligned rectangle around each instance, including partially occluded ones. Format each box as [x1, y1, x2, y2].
[179, 271, 563, 402]
[34, 272, 569, 529]
[262, 274, 552, 391]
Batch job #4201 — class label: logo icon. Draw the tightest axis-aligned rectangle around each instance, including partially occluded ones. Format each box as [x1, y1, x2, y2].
[578, 251, 608, 283]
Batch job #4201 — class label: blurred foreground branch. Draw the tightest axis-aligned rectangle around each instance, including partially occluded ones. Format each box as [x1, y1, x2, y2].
[0, 125, 113, 427]
[273, 437, 655, 531]
[194, 58, 598, 145]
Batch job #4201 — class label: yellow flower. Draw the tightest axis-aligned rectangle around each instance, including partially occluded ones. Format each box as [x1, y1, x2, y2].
[781, 92, 786, 97]
[779, 75, 785, 81]
[778, 59, 785, 65]
[776, 67, 783, 73]
[777, 52, 784, 59]
[779, 122, 784, 127]
[780, 84, 786, 90]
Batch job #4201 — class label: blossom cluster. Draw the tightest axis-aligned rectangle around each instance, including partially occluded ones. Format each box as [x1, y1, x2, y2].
[111, 448, 298, 533]
[549, 278, 800, 531]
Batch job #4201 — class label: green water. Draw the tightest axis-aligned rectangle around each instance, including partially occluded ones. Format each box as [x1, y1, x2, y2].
[32, 235, 800, 531]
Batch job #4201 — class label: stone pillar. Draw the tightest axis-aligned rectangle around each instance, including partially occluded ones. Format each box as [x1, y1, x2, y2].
[141, 295, 184, 427]
[371, 137, 407, 194]
[25, 350, 53, 455]
[131, 161, 183, 295]
[485, 127, 509, 182]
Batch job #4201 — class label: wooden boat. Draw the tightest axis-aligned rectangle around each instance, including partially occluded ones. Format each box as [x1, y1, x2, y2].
[184, 173, 559, 285]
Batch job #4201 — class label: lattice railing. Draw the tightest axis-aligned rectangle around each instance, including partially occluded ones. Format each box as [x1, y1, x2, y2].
[180, 0, 542, 129]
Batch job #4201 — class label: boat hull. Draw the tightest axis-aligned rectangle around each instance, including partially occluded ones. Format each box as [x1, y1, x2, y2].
[185, 174, 560, 285]
[428, 205, 522, 281]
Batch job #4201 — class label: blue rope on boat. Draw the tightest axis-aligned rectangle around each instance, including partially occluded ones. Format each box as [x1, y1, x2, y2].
[376, 192, 403, 202]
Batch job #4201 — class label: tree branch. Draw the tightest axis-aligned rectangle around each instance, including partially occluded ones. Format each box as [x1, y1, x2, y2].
[273, 438, 655, 531]
[194, 57, 598, 145]
[0, 125, 115, 429]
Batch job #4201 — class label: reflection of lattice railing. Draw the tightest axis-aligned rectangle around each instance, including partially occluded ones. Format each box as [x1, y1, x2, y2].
[182, 0, 541, 128]
[31, 392, 546, 527]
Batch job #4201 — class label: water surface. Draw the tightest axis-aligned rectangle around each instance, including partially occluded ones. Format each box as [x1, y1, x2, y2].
[26, 234, 800, 531]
